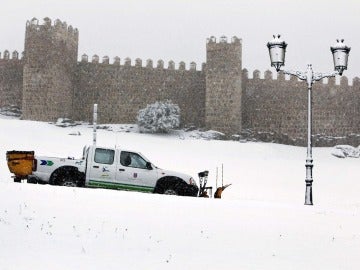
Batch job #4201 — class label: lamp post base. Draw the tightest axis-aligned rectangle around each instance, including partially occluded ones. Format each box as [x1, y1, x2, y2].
[304, 179, 313, 205]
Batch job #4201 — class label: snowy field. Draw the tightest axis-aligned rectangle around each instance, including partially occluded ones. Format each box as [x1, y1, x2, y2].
[0, 115, 359, 270]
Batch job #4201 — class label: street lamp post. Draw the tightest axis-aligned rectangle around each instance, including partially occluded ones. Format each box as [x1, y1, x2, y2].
[267, 35, 351, 205]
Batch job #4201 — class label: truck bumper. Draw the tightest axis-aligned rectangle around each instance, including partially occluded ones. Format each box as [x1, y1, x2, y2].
[185, 185, 199, 197]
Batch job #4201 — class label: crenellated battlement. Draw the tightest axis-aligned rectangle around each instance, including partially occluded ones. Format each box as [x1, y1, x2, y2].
[206, 35, 241, 44]
[243, 69, 360, 87]
[24, 17, 79, 68]
[0, 50, 23, 61]
[79, 54, 204, 71]
[26, 17, 78, 41]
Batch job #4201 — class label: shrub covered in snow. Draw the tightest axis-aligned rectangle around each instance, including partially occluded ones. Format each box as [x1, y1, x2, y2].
[0, 105, 21, 117]
[54, 118, 79, 128]
[137, 100, 180, 133]
[331, 145, 360, 158]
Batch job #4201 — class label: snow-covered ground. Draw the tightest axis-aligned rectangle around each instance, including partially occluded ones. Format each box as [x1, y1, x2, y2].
[0, 115, 359, 270]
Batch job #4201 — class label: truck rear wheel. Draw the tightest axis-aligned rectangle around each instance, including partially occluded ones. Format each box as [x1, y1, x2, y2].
[61, 178, 77, 187]
[50, 167, 84, 187]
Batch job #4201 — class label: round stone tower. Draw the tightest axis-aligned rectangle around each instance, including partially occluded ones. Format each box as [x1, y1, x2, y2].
[205, 36, 242, 135]
[22, 17, 78, 121]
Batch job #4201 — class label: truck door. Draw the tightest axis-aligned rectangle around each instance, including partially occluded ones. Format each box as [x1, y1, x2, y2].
[87, 147, 117, 188]
[116, 151, 158, 192]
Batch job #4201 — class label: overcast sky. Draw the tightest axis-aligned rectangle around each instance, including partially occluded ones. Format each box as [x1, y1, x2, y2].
[1, 0, 359, 80]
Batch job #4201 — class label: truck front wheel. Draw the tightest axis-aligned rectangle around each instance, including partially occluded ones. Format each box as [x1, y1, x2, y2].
[163, 188, 178, 195]
[154, 177, 187, 196]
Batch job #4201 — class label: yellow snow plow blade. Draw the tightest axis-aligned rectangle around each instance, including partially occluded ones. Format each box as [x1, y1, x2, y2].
[6, 151, 35, 179]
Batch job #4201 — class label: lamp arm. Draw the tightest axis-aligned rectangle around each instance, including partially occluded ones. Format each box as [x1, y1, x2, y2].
[313, 71, 338, 82]
[283, 70, 307, 81]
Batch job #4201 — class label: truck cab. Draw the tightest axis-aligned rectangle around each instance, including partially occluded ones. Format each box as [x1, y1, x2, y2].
[86, 146, 160, 192]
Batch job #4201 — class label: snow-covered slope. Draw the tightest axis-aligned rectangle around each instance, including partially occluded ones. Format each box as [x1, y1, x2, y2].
[0, 116, 359, 270]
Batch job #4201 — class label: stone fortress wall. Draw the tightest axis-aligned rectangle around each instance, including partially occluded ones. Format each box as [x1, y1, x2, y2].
[22, 17, 78, 121]
[74, 55, 206, 127]
[242, 70, 360, 146]
[0, 17, 359, 146]
[0, 50, 23, 108]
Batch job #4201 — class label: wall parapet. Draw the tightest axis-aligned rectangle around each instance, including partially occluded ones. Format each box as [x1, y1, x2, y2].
[243, 69, 357, 86]
[78, 54, 204, 72]
[206, 35, 241, 44]
[26, 17, 78, 41]
[0, 50, 23, 61]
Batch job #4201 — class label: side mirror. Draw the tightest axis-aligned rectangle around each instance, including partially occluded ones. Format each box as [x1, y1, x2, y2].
[146, 162, 153, 170]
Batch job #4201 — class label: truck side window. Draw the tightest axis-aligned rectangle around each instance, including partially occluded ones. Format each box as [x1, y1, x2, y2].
[120, 151, 147, 169]
[94, 148, 115, 165]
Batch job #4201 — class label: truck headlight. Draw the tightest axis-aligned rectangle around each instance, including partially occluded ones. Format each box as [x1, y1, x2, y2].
[189, 177, 197, 186]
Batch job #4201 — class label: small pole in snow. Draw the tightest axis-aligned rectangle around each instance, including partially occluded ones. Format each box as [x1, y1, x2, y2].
[216, 167, 218, 189]
[93, 104, 97, 146]
[222, 164, 224, 187]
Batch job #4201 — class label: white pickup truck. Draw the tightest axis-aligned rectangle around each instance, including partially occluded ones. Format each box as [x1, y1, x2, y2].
[8, 145, 199, 197]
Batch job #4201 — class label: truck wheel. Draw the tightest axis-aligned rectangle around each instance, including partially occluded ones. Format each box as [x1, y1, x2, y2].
[154, 177, 186, 196]
[51, 167, 84, 187]
[61, 178, 77, 187]
[164, 188, 178, 195]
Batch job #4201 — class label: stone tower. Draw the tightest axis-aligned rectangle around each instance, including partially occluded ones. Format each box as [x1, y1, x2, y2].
[205, 36, 242, 135]
[22, 18, 78, 121]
